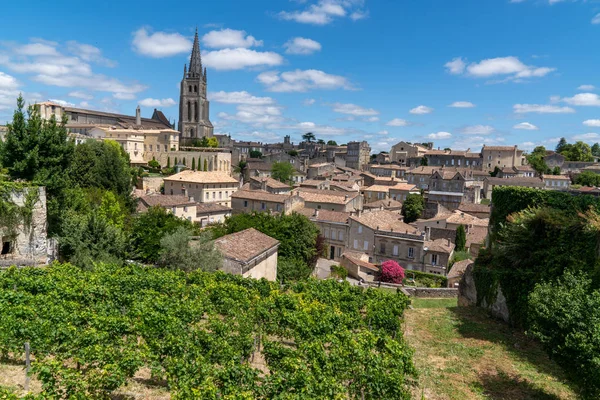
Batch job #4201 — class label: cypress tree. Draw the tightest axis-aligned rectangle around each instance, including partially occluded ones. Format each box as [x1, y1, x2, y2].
[455, 225, 467, 252]
[174, 157, 178, 165]
[167, 156, 171, 168]
[204, 159, 208, 171]
[191, 157, 196, 170]
[183, 157, 186, 166]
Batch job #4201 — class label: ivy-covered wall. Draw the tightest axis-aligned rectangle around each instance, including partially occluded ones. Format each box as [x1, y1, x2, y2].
[473, 186, 600, 326]
[0, 183, 48, 266]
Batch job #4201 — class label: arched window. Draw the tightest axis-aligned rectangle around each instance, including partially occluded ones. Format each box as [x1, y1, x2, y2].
[189, 85, 192, 92]
[194, 85, 198, 92]
[195, 102, 199, 121]
[190, 128, 194, 137]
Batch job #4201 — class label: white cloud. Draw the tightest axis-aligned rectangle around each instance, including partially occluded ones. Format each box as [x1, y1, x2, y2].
[203, 48, 283, 70]
[578, 85, 595, 91]
[285, 121, 348, 136]
[573, 133, 600, 141]
[377, 130, 388, 135]
[449, 101, 475, 108]
[592, 13, 600, 24]
[365, 116, 379, 122]
[131, 28, 192, 58]
[284, 37, 322, 55]
[427, 132, 452, 140]
[0, 72, 20, 90]
[513, 104, 575, 114]
[563, 93, 600, 106]
[583, 119, 600, 127]
[409, 105, 433, 115]
[278, 0, 364, 25]
[331, 102, 378, 116]
[520, 141, 536, 151]
[68, 91, 93, 100]
[513, 122, 539, 130]
[386, 118, 409, 127]
[139, 98, 176, 107]
[113, 92, 136, 100]
[209, 91, 274, 105]
[66, 41, 116, 67]
[303, 98, 316, 106]
[257, 69, 353, 92]
[460, 125, 495, 135]
[447, 56, 555, 82]
[218, 104, 284, 126]
[202, 29, 263, 49]
[445, 57, 466, 75]
[451, 135, 506, 151]
[48, 98, 75, 107]
[16, 43, 59, 57]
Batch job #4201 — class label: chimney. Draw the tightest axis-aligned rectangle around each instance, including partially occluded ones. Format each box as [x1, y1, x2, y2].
[189, 196, 194, 202]
[314, 209, 319, 218]
[345, 194, 348, 200]
[261, 179, 267, 191]
[136, 105, 141, 126]
[447, 238, 451, 247]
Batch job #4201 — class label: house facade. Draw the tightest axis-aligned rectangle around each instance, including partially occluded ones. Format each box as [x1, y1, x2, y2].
[164, 171, 239, 207]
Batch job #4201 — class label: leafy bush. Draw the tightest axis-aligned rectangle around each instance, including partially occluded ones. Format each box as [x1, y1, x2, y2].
[380, 260, 405, 284]
[330, 265, 348, 279]
[404, 270, 447, 288]
[401, 194, 424, 223]
[529, 271, 600, 398]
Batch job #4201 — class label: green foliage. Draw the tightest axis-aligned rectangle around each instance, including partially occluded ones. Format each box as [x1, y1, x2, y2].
[277, 257, 314, 282]
[233, 160, 247, 175]
[129, 206, 198, 263]
[302, 132, 315, 143]
[419, 157, 428, 166]
[148, 159, 160, 169]
[191, 157, 195, 170]
[455, 225, 466, 252]
[526, 146, 549, 175]
[0, 182, 39, 235]
[592, 143, 600, 157]
[574, 170, 600, 187]
[0, 264, 415, 398]
[401, 193, 424, 223]
[158, 227, 221, 272]
[489, 166, 501, 177]
[167, 156, 171, 168]
[287, 150, 298, 157]
[403, 270, 448, 288]
[528, 271, 600, 398]
[559, 140, 594, 162]
[551, 166, 561, 175]
[449, 250, 471, 269]
[211, 212, 320, 281]
[191, 136, 219, 148]
[203, 159, 208, 171]
[556, 137, 567, 153]
[271, 161, 295, 184]
[330, 264, 348, 279]
[249, 150, 262, 159]
[326, 140, 337, 146]
[69, 140, 133, 198]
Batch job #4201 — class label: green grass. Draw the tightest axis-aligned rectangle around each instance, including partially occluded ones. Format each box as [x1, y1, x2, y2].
[411, 297, 458, 309]
[404, 303, 578, 400]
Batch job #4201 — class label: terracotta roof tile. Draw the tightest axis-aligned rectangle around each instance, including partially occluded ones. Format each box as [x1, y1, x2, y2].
[231, 189, 292, 203]
[447, 260, 473, 280]
[164, 170, 238, 184]
[293, 188, 359, 205]
[214, 228, 279, 263]
[351, 210, 418, 233]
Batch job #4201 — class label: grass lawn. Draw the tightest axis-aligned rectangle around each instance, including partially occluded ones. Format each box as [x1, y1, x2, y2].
[404, 300, 578, 400]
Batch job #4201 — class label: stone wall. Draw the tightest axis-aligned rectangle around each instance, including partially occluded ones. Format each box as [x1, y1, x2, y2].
[402, 287, 459, 298]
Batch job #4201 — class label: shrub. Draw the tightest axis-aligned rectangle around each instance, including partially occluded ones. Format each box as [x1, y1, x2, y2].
[380, 260, 405, 284]
[330, 265, 348, 279]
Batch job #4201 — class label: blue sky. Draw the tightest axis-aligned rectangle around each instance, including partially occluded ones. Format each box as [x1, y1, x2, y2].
[1, 0, 600, 152]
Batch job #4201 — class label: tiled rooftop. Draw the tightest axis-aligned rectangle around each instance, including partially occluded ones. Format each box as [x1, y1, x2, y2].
[214, 228, 279, 263]
[164, 170, 238, 184]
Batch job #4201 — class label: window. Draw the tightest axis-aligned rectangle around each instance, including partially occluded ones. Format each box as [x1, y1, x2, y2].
[358, 225, 363, 234]
[172, 207, 176, 214]
[339, 230, 344, 241]
[261, 202, 266, 210]
[149, 145, 152, 151]
[183, 206, 187, 212]
[219, 192, 222, 199]
[212, 192, 215, 199]
[244, 200, 248, 207]
[408, 247, 415, 259]
[380, 243, 386, 254]
[353, 239, 358, 249]
[1, 241, 13, 255]
[431, 254, 439, 266]
[393, 245, 399, 256]
[206, 192, 209, 199]
[363, 241, 369, 250]
[276, 204, 281, 212]
[164, 145, 168, 152]
[324, 229, 329, 239]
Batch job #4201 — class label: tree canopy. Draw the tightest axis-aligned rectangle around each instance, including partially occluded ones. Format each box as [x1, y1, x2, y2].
[271, 161, 295, 184]
[401, 194, 424, 223]
[302, 132, 316, 143]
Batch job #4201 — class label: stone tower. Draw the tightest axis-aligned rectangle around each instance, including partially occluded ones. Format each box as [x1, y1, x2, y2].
[178, 28, 213, 143]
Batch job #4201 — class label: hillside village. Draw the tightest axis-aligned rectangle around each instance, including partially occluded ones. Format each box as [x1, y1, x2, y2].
[1, 7, 600, 399]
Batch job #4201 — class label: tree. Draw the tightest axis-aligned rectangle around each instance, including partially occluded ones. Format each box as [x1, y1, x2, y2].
[287, 150, 298, 157]
[271, 161, 295, 184]
[529, 271, 600, 398]
[167, 156, 171, 168]
[526, 146, 549, 175]
[559, 141, 594, 162]
[489, 166, 501, 177]
[69, 140, 133, 198]
[193, 136, 219, 148]
[158, 227, 222, 272]
[148, 159, 160, 169]
[203, 159, 208, 171]
[302, 132, 315, 143]
[556, 137, 568, 153]
[191, 157, 196, 170]
[1, 96, 75, 235]
[419, 157, 428, 166]
[317, 139, 325, 145]
[233, 160, 247, 175]
[129, 206, 198, 263]
[455, 225, 466, 252]
[401, 194, 424, 223]
[326, 140, 337, 146]
[592, 143, 600, 157]
[379, 260, 405, 284]
[574, 171, 600, 187]
[277, 257, 314, 282]
[552, 166, 561, 175]
[249, 150, 262, 159]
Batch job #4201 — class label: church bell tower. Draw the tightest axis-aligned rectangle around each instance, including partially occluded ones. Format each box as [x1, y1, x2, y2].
[178, 28, 213, 143]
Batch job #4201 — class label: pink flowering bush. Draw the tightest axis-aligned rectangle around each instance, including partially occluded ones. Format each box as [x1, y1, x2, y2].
[379, 260, 405, 284]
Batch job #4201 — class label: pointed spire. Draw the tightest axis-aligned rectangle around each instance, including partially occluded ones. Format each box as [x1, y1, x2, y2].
[203, 67, 207, 81]
[189, 27, 202, 77]
[183, 63, 187, 78]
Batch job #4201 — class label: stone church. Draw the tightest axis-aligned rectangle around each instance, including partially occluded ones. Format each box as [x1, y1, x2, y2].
[178, 29, 214, 143]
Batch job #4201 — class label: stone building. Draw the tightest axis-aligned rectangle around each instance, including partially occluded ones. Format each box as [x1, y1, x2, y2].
[163, 171, 239, 207]
[389, 141, 429, 165]
[178, 29, 213, 142]
[0, 186, 49, 267]
[481, 145, 524, 171]
[231, 189, 304, 215]
[214, 228, 279, 281]
[136, 194, 231, 226]
[298, 208, 350, 261]
[346, 141, 371, 171]
[248, 176, 292, 194]
[292, 188, 363, 212]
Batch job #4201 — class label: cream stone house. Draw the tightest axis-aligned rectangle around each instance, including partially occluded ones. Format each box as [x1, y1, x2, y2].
[164, 171, 239, 207]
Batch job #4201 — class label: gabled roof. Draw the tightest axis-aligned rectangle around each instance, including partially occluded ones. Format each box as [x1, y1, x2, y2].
[293, 188, 359, 205]
[164, 170, 238, 184]
[249, 176, 290, 189]
[363, 199, 403, 210]
[296, 208, 350, 224]
[196, 203, 232, 215]
[350, 210, 419, 233]
[137, 195, 195, 212]
[425, 238, 455, 254]
[231, 189, 291, 203]
[214, 228, 279, 263]
[447, 260, 473, 280]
